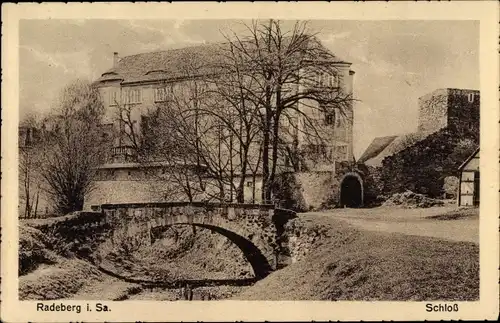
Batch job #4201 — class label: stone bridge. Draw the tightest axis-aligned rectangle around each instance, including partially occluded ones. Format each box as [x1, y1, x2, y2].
[98, 202, 296, 279]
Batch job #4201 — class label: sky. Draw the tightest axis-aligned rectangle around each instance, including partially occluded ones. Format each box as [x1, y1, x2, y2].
[19, 19, 479, 158]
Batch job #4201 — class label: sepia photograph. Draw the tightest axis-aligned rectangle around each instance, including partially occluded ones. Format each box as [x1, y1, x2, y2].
[2, 2, 498, 322]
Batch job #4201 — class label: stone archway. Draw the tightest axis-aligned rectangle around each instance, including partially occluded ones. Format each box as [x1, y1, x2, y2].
[101, 202, 295, 281]
[150, 223, 273, 279]
[340, 172, 364, 208]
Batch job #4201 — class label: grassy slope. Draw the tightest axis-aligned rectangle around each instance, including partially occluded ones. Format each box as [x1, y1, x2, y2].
[426, 207, 479, 220]
[19, 258, 105, 300]
[236, 215, 479, 301]
[19, 223, 141, 301]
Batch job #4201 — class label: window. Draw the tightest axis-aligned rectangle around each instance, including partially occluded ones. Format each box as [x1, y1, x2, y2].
[317, 73, 338, 88]
[246, 181, 253, 187]
[310, 144, 326, 156]
[109, 90, 119, 106]
[154, 88, 168, 102]
[336, 115, 343, 127]
[329, 74, 338, 87]
[335, 145, 348, 160]
[468, 93, 475, 103]
[123, 88, 142, 104]
[325, 113, 335, 125]
[338, 145, 347, 154]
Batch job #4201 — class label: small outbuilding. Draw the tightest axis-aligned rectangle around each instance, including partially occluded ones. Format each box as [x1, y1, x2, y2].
[457, 148, 480, 207]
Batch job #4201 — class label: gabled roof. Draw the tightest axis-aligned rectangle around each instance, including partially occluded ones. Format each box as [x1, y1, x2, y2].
[95, 36, 351, 85]
[358, 135, 398, 164]
[359, 132, 433, 167]
[96, 42, 224, 84]
[458, 147, 480, 171]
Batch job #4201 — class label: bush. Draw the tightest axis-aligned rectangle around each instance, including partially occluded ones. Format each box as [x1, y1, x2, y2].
[19, 226, 58, 275]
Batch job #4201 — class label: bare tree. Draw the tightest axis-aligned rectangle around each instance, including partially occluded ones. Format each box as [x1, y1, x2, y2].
[113, 96, 144, 161]
[137, 20, 354, 204]
[139, 56, 225, 202]
[220, 20, 354, 202]
[39, 80, 107, 214]
[19, 114, 44, 218]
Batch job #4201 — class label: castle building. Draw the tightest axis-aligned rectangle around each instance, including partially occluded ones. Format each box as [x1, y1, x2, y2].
[359, 88, 479, 167]
[86, 39, 355, 207]
[352, 88, 480, 207]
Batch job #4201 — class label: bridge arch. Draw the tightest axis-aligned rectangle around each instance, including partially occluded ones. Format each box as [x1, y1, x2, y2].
[151, 223, 273, 279]
[102, 202, 286, 280]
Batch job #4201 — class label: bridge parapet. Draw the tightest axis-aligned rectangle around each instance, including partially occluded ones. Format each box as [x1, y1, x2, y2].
[99, 202, 294, 278]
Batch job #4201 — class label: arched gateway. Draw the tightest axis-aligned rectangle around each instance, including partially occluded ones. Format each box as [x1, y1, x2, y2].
[339, 172, 364, 208]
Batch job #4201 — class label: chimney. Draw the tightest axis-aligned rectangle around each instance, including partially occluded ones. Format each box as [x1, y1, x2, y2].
[113, 52, 119, 68]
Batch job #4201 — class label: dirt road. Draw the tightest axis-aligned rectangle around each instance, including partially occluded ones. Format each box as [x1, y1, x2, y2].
[308, 206, 479, 244]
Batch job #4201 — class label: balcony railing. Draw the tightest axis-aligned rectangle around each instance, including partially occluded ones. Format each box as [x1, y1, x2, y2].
[111, 145, 137, 162]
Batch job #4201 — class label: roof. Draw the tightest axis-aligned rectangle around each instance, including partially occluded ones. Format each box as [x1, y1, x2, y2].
[96, 160, 207, 170]
[458, 147, 480, 171]
[358, 135, 398, 164]
[96, 43, 224, 84]
[359, 131, 433, 167]
[96, 36, 351, 85]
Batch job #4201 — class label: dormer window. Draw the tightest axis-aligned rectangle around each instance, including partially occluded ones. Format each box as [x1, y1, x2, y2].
[468, 93, 475, 103]
[102, 71, 119, 76]
[146, 69, 167, 75]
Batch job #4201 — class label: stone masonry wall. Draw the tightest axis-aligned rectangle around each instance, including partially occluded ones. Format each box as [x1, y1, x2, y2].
[447, 89, 479, 137]
[283, 216, 331, 263]
[417, 89, 449, 133]
[101, 203, 280, 270]
[294, 171, 340, 210]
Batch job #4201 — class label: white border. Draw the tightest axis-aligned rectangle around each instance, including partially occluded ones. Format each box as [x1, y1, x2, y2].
[2, 2, 499, 321]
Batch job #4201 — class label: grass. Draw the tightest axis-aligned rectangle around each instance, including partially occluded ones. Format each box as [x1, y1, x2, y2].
[426, 207, 479, 220]
[19, 258, 105, 300]
[19, 223, 106, 300]
[19, 226, 59, 275]
[236, 214, 479, 301]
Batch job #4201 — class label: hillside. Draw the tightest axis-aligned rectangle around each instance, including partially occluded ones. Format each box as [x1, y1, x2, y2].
[19, 210, 479, 301]
[236, 214, 479, 301]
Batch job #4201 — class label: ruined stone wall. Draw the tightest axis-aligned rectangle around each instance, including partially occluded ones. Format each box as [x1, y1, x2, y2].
[417, 89, 449, 133]
[447, 89, 480, 137]
[380, 127, 478, 198]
